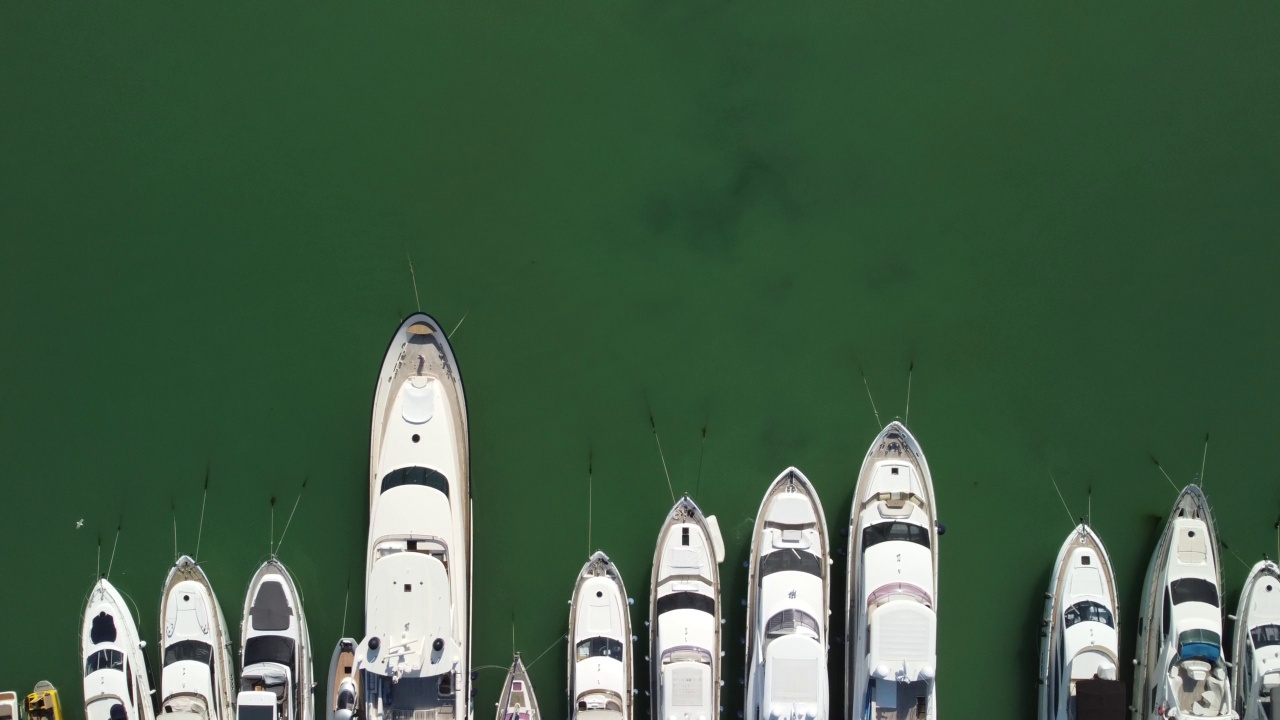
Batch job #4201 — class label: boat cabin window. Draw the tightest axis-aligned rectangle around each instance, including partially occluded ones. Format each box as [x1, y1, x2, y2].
[164, 640, 213, 666]
[575, 636, 624, 661]
[85, 649, 124, 676]
[656, 591, 715, 616]
[1177, 628, 1222, 663]
[862, 522, 931, 550]
[380, 466, 449, 497]
[1170, 578, 1219, 607]
[759, 550, 823, 578]
[1252, 624, 1280, 649]
[237, 706, 274, 720]
[91, 612, 118, 643]
[1063, 600, 1114, 630]
[764, 609, 821, 639]
[243, 636, 296, 667]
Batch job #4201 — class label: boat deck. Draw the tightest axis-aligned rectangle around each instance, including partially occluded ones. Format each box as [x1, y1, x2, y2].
[1171, 661, 1229, 716]
[872, 679, 931, 720]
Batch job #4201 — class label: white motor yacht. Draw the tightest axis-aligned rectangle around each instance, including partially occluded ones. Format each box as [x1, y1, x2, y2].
[744, 468, 830, 720]
[495, 654, 540, 720]
[237, 558, 312, 720]
[83, 578, 158, 720]
[327, 639, 357, 720]
[568, 552, 633, 720]
[158, 555, 236, 720]
[1132, 485, 1235, 720]
[846, 422, 938, 720]
[1231, 560, 1280, 720]
[649, 496, 725, 720]
[0, 691, 18, 720]
[357, 313, 472, 720]
[1039, 524, 1125, 720]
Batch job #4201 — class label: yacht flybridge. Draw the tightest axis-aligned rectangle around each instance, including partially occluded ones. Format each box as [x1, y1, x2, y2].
[238, 558, 313, 720]
[357, 313, 472, 720]
[159, 555, 236, 720]
[1231, 560, 1280, 720]
[83, 578, 158, 720]
[846, 422, 938, 720]
[495, 654, 540, 720]
[1133, 485, 1235, 720]
[1039, 524, 1124, 720]
[649, 496, 725, 720]
[568, 552, 634, 720]
[744, 468, 831, 720]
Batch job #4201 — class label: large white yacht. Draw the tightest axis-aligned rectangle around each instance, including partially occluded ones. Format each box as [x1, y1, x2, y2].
[1231, 560, 1280, 720]
[1039, 524, 1125, 720]
[495, 654, 540, 720]
[83, 578, 158, 720]
[1132, 485, 1235, 720]
[568, 552, 633, 720]
[744, 468, 830, 720]
[158, 555, 236, 720]
[237, 558, 312, 720]
[357, 313, 472, 720]
[845, 422, 937, 720]
[649, 496, 725, 720]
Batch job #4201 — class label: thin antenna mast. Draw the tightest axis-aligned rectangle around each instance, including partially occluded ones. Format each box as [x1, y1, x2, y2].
[274, 478, 307, 557]
[406, 246, 421, 312]
[859, 366, 882, 429]
[694, 424, 708, 501]
[905, 361, 914, 426]
[1048, 472, 1075, 529]
[195, 468, 209, 563]
[106, 522, 121, 579]
[1199, 433, 1210, 488]
[647, 405, 676, 504]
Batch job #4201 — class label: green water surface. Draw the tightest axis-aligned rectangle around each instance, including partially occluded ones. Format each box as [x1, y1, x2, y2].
[2, 3, 1279, 719]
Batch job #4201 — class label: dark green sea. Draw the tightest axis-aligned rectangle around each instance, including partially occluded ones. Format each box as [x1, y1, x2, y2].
[2, 3, 1278, 719]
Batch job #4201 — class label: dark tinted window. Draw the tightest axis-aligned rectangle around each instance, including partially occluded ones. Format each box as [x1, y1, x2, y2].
[759, 550, 823, 578]
[85, 649, 124, 676]
[1064, 601, 1114, 629]
[164, 640, 212, 666]
[1252, 625, 1280, 649]
[656, 592, 715, 616]
[243, 636, 295, 666]
[764, 609, 820, 638]
[238, 707, 275, 720]
[574, 636, 624, 661]
[91, 612, 118, 644]
[1170, 578, 1219, 607]
[381, 467, 449, 497]
[862, 522, 931, 550]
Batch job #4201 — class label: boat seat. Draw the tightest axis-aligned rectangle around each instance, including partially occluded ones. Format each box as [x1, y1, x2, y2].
[1183, 660, 1211, 682]
[878, 496, 915, 519]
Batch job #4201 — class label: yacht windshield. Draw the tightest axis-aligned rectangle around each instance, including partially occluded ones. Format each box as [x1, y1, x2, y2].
[1170, 578, 1219, 607]
[380, 466, 449, 497]
[575, 637, 624, 661]
[862, 522, 931, 550]
[164, 640, 212, 666]
[237, 707, 274, 720]
[1178, 628, 1222, 663]
[1064, 600, 1114, 629]
[84, 649, 124, 676]
[759, 551, 823, 578]
[243, 636, 295, 667]
[765, 609, 821, 638]
[1252, 624, 1280, 649]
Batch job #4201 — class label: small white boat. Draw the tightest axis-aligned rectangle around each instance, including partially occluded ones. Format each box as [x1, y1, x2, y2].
[238, 558, 313, 720]
[649, 496, 724, 720]
[158, 555, 236, 720]
[357, 313, 472, 720]
[495, 654, 540, 720]
[1039, 524, 1124, 720]
[83, 578, 158, 720]
[326, 638, 357, 720]
[1132, 485, 1234, 720]
[568, 551, 633, 720]
[1231, 560, 1280, 720]
[744, 468, 831, 720]
[846, 422, 938, 720]
[1, 690, 20, 720]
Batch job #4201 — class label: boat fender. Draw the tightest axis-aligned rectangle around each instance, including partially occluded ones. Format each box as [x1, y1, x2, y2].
[920, 665, 935, 680]
[628, 598, 635, 606]
[741, 599, 747, 607]
[433, 638, 444, 652]
[369, 637, 381, 650]
[936, 523, 946, 536]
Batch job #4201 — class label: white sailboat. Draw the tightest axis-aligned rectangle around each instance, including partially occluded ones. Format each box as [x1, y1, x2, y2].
[357, 313, 472, 720]
[568, 552, 633, 720]
[237, 558, 313, 720]
[649, 496, 725, 720]
[495, 654, 540, 720]
[158, 556, 236, 720]
[744, 468, 830, 720]
[1132, 485, 1235, 720]
[1231, 560, 1280, 720]
[1039, 524, 1124, 720]
[326, 639, 357, 720]
[845, 422, 938, 720]
[83, 578, 158, 720]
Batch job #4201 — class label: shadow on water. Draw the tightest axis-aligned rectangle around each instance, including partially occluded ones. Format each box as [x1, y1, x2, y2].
[1119, 514, 1167, 695]
[1021, 566, 1051, 716]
